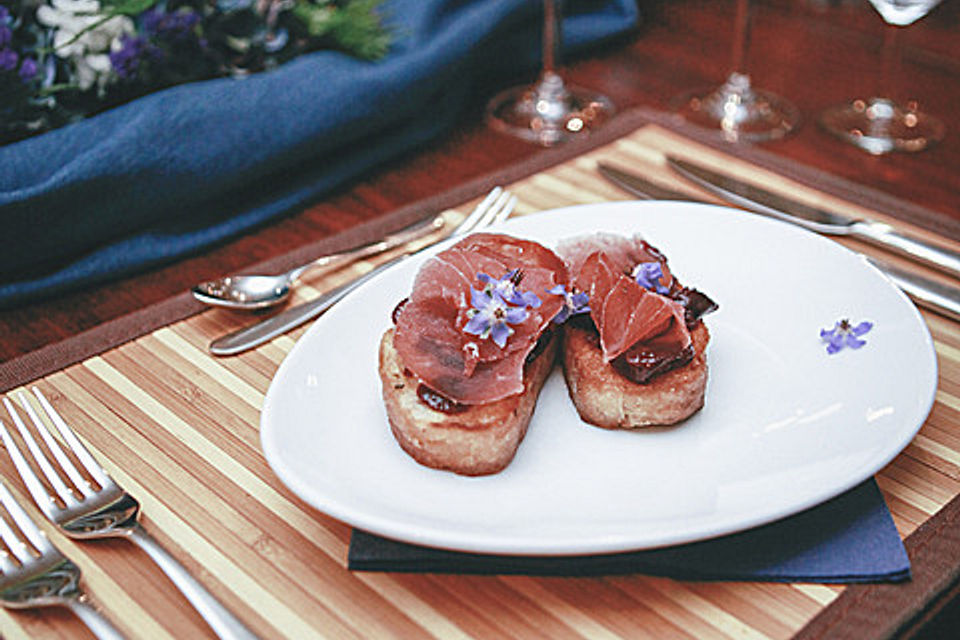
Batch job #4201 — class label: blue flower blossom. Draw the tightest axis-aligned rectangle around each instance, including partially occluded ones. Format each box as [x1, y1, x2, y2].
[0, 0, 392, 145]
[477, 269, 542, 309]
[632, 261, 669, 294]
[462, 269, 543, 348]
[143, 7, 201, 39]
[0, 48, 18, 72]
[547, 284, 590, 324]
[464, 288, 530, 348]
[18, 57, 37, 82]
[109, 35, 154, 80]
[820, 318, 873, 354]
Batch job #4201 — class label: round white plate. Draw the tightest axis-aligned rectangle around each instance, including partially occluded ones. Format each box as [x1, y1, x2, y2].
[260, 201, 937, 555]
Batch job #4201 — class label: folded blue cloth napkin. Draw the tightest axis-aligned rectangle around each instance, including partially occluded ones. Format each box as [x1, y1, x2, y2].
[0, 0, 639, 308]
[349, 479, 911, 582]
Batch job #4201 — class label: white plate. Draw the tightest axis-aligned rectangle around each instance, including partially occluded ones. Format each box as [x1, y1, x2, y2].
[260, 201, 937, 555]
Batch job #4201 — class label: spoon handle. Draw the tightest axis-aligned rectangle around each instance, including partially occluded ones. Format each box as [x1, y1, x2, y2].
[287, 214, 445, 282]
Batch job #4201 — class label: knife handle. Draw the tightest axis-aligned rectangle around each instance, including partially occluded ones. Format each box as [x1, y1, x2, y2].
[208, 256, 404, 356]
[867, 256, 960, 322]
[853, 221, 960, 281]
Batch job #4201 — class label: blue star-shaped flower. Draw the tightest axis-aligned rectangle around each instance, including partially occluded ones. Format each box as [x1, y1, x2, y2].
[477, 269, 542, 309]
[547, 284, 590, 324]
[464, 287, 529, 348]
[820, 318, 873, 354]
[632, 261, 670, 294]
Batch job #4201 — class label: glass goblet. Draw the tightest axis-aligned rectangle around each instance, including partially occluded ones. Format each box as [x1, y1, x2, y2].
[672, 0, 800, 143]
[819, 0, 945, 154]
[485, 0, 614, 147]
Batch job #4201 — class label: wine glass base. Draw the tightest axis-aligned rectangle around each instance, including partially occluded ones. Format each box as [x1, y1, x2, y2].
[671, 73, 800, 143]
[819, 98, 945, 155]
[485, 73, 614, 147]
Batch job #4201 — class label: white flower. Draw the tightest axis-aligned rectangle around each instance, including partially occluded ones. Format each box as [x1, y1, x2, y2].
[36, 0, 134, 90]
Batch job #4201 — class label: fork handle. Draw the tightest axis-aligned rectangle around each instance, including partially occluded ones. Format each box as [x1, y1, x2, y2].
[128, 524, 261, 640]
[67, 597, 126, 640]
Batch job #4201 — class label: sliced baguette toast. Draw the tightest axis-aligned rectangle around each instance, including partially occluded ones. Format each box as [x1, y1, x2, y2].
[561, 321, 710, 429]
[378, 327, 558, 476]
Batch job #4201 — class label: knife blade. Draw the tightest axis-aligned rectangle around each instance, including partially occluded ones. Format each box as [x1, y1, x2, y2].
[597, 164, 701, 202]
[665, 156, 960, 281]
[598, 161, 960, 322]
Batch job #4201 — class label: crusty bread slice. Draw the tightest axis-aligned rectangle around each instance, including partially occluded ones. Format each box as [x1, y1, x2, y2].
[561, 322, 710, 429]
[378, 328, 558, 476]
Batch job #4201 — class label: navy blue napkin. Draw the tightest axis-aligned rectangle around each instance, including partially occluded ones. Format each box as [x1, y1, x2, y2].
[0, 0, 639, 308]
[348, 479, 910, 582]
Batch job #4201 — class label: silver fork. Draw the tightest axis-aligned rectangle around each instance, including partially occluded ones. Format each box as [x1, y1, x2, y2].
[0, 481, 124, 639]
[208, 185, 519, 355]
[1, 388, 260, 640]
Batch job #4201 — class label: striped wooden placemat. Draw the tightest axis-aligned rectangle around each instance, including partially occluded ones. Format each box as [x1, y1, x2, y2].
[2, 116, 959, 639]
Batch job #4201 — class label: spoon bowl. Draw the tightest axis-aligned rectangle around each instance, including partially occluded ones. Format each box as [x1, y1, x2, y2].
[191, 213, 446, 311]
[193, 275, 294, 310]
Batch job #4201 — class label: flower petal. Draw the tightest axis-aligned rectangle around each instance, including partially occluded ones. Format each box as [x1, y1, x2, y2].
[852, 321, 873, 336]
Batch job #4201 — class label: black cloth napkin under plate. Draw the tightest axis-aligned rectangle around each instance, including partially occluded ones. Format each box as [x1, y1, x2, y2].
[349, 478, 909, 582]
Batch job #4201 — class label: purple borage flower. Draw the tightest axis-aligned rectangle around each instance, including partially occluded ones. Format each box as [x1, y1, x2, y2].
[548, 284, 590, 324]
[820, 318, 873, 354]
[632, 261, 670, 294]
[0, 47, 17, 72]
[464, 270, 541, 348]
[477, 269, 542, 309]
[464, 288, 529, 348]
[18, 58, 38, 82]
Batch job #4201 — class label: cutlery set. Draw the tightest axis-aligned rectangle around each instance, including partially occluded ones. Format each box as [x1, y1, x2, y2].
[598, 158, 960, 322]
[0, 388, 260, 639]
[0, 187, 517, 635]
[195, 160, 960, 351]
[207, 186, 517, 356]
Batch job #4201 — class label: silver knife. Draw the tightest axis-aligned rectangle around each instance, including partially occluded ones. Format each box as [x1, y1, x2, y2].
[665, 156, 960, 280]
[598, 161, 960, 322]
[597, 164, 697, 202]
[208, 257, 401, 356]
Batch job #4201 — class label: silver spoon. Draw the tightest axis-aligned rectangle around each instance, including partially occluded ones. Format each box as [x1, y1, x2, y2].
[192, 213, 446, 310]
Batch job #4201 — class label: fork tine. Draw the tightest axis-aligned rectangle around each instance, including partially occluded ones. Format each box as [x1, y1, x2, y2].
[19, 390, 95, 499]
[0, 482, 50, 564]
[2, 396, 79, 511]
[453, 186, 503, 236]
[492, 194, 517, 225]
[473, 189, 513, 230]
[0, 497, 31, 566]
[32, 388, 111, 490]
[1, 401, 63, 520]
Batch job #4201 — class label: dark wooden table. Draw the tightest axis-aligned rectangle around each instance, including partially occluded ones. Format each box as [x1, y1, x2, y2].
[2, 2, 960, 637]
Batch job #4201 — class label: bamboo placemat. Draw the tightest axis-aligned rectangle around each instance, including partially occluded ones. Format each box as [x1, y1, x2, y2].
[3, 115, 960, 639]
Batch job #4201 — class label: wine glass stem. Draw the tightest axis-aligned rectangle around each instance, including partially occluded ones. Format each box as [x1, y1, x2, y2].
[542, 0, 562, 76]
[879, 22, 902, 101]
[730, 0, 752, 74]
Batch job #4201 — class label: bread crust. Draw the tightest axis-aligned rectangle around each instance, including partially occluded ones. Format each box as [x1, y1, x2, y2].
[378, 328, 557, 476]
[561, 322, 710, 429]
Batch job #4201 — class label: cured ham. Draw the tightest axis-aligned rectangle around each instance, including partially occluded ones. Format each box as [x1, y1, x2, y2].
[559, 233, 712, 381]
[394, 233, 568, 404]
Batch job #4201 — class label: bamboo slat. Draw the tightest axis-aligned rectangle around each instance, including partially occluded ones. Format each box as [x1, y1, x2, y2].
[2, 123, 959, 639]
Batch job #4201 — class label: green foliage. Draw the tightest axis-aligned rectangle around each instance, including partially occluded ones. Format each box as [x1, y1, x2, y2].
[293, 0, 391, 60]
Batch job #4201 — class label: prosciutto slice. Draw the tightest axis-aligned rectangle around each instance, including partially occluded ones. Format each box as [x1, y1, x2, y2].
[394, 233, 568, 404]
[559, 233, 692, 364]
